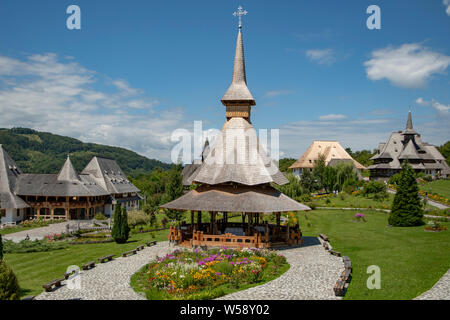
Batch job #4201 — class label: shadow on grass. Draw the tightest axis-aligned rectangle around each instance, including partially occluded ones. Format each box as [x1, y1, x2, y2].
[273, 236, 321, 251]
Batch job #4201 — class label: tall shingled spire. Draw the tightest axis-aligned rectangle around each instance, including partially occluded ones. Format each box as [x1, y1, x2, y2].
[403, 110, 417, 135]
[221, 6, 255, 121]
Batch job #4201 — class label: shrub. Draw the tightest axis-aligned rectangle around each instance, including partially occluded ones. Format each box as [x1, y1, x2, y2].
[94, 213, 107, 220]
[388, 173, 402, 186]
[0, 260, 20, 300]
[363, 181, 389, 201]
[127, 210, 150, 227]
[3, 239, 68, 253]
[298, 194, 311, 203]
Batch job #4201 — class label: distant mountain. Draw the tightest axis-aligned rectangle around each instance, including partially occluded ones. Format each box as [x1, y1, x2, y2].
[0, 127, 172, 177]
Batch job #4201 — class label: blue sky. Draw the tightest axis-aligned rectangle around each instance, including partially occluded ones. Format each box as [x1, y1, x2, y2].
[0, 0, 449, 162]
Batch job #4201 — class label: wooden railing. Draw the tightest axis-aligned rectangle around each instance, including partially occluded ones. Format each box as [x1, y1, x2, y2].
[191, 231, 265, 248]
[168, 223, 303, 248]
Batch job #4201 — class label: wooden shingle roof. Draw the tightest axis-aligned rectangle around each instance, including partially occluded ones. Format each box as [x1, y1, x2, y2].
[161, 184, 310, 213]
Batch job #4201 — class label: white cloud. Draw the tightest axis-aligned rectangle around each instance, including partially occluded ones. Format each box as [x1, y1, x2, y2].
[416, 97, 450, 118]
[305, 49, 336, 65]
[444, 0, 450, 16]
[0, 53, 187, 162]
[415, 97, 430, 106]
[278, 114, 450, 159]
[364, 43, 450, 88]
[318, 114, 347, 121]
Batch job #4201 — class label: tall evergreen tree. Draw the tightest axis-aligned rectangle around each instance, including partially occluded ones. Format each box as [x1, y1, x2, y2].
[0, 235, 3, 260]
[111, 203, 124, 243]
[120, 207, 130, 242]
[389, 161, 424, 226]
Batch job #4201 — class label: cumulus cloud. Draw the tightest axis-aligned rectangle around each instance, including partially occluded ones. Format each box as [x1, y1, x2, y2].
[305, 49, 336, 65]
[444, 0, 450, 16]
[416, 97, 450, 118]
[318, 114, 347, 121]
[278, 114, 449, 159]
[364, 43, 450, 88]
[0, 53, 186, 162]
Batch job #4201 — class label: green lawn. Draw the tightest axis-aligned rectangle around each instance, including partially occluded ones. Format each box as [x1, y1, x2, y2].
[0, 225, 44, 236]
[310, 193, 394, 210]
[420, 179, 450, 199]
[298, 209, 450, 300]
[3, 230, 169, 297]
[4, 209, 449, 300]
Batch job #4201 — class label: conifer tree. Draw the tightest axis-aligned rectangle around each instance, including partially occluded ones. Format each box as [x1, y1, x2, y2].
[111, 203, 124, 243]
[120, 206, 130, 242]
[0, 235, 3, 260]
[0, 260, 20, 300]
[389, 161, 424, 226]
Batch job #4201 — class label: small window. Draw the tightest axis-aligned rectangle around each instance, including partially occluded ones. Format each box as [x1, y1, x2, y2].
[0, 209, 5, 217]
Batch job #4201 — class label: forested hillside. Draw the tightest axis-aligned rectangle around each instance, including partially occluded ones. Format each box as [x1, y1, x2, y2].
[0, 128, 171, 177]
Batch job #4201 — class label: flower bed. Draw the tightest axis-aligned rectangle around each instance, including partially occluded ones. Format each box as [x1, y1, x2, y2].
[131, 247, 289, 300]
[419, 190, 449, 206]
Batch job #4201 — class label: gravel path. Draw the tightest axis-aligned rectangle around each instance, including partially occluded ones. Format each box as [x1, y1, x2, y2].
[36, 242, 172, 300]
[36, 238, 343, 300]
[216, 237, 343, 300]
[3, 220, 108, 242]
[415, 269, 450, 300]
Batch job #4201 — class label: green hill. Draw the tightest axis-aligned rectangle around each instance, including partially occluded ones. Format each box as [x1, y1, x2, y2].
[0, 127, 172, 177]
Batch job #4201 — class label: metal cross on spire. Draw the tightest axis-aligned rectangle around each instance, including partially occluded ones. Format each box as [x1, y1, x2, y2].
[233, 5, 247, 29]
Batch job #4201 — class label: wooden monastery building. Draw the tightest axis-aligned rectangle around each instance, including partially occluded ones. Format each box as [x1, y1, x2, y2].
[0, 145, 141, 225]
[368, 111, 449, 180]
[289, 140, 366, 178]
[162, 14, 310, 249]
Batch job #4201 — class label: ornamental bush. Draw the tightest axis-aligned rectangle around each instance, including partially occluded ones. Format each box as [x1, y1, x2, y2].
[0, 260, 20, 300]
[389, 161, 424, 227]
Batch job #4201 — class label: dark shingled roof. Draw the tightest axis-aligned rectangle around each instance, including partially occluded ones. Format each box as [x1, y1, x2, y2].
[81, 156, 140, 194]
[16, 174, 110, 197]
[370, 112, 448, 172]
[161, 184, 310, 213]
[0, 145, 29, 209]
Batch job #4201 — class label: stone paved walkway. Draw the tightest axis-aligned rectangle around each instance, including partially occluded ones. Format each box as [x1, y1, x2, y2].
[36, 242, 171, 300]
[217, 237, 342, 300]
[3, 220, 104, 242]
[415, 269, 450, 300]
[36, 238, 343, 300]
